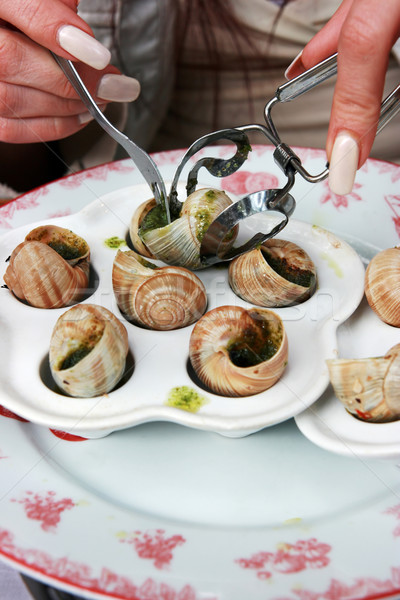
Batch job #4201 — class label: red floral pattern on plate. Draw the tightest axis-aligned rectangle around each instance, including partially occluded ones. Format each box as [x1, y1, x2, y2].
[0, 190, 44, 229]
[384, 195, 400, 239]
[120, 529, 186, 570]
[272, 567, 400, 600]
[221, 170, 280, 196]
[320, 181, 363, 209]
[236, 538, 331, 580]
[59, 162, 134, 189]
[11, 491, 75, 532]
[384, 504, 400, 537]
[0, 528, 210, 600]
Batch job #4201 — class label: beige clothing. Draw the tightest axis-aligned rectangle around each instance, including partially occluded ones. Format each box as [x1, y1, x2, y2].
[67, 0, 400, 171]
[152, 0, 400, 162]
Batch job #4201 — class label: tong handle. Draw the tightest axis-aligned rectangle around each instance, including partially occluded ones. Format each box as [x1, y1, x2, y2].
[276, 52, 400, 132]
[276, 53, 338, 103]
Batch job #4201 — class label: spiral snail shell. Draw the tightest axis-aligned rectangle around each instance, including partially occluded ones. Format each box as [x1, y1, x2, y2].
[364, 247, 400, 327]
[228, 239, 317, 307]
[130, 188, 236, 270]
[189, 305, 288, 397]
[129, 198, 158, 259]
[3, 225, 90, 309]
[327, 343, 400, 422]
[49, 304, 129, 398]
[112, 249, 207, 330]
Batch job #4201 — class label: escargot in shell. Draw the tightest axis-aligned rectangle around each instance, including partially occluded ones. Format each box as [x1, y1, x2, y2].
[365, 247, 400, 327]
[327, 343, 400, 422]
[112, 249, 207, 330]
[229, 239, 317, 307]
[189, 305, 288, 397]
[130, 188, 236, 270]
[3, 225, 90, 309]
[49, 304, 129, 398]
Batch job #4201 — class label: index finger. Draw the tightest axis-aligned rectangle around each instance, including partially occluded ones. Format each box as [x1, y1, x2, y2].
[328, 0, 399, 158]
[0, 0, 111, 69]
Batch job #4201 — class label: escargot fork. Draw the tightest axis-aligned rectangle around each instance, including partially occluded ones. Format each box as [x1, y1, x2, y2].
[51, 53, 170, 223]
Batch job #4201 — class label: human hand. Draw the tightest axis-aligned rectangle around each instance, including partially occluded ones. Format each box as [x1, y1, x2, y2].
[285, 0, 400, 195]
[0, 0, 140, 144]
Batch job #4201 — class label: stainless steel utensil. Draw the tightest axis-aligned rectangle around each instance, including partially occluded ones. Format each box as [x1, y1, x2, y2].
[52, 53, 170, 223]
[170, 53, 400, 265]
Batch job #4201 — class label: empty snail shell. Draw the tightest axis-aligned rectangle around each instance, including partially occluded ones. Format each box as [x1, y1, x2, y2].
[130, 188, 236, 270]
[112, 249, 207, 330]
[3, 225, 90, 309]
[189, 305, 288, 397]
[49, 304, 129, 398]
[326, 343, 400, 422]
[365, 247, 400, 327]
[229, 239, 317, 307]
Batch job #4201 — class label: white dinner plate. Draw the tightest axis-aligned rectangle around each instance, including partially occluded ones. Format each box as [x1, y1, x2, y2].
[0, 146, 399, 600]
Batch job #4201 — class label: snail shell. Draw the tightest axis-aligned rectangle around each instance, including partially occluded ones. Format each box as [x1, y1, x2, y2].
[228, 239, 317, 307]
[49, 304, 129, 398]
[189, 305, 288, 397]
[129, 198, 157, 258]
[131, 188, 236, 270]
[112, 249, 207, 330]
[365, 247, 400, 326]
[326, 343, 400, 422]
[3, 225, 90, 309]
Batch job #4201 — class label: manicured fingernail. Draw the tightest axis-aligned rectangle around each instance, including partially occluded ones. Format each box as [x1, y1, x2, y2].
[57, 25, 111, 70]
[328, 132, 359, 196]
[78, 112, 94, 124]
[97, 74, 141, 102]
[284, 51, 303, 79]
[78, 104, 106, 124]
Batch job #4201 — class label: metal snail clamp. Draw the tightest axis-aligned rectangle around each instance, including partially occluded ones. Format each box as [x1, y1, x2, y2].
[168, 53, 400, 266]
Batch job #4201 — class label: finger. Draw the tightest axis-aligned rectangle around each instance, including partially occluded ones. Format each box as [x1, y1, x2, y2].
[0, 113, 91, 144]
[0, 30, 140, 104]
[327, 0, 400, 194]
[1, 0, 111, 69]
[285, 0, 354, 78]
[0, 82, 108, 120]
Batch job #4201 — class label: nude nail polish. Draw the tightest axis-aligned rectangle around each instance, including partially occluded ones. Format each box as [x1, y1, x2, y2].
[97, 74, 141, 102]
[57, 25, 111, 70]
[284, 51, 303, 79]
[328, 133, 359, 196]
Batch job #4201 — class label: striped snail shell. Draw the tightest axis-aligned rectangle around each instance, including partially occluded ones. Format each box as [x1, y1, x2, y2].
[3, 225, 90, 309]
[327, 343, 400, 423]
[130, 188, 236, 270]
[189, 305, 288, 397]
[49, 304, 129, 398]
[112, 249, 207, 330]
[228, 239, 317, 307]
[365, 247, 400, 327]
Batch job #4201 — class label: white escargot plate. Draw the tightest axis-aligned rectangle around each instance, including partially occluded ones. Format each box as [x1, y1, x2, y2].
[0, 179, 364, 438]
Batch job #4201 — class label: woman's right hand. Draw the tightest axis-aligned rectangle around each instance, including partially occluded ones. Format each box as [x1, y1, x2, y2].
[0, 0, 140, 143]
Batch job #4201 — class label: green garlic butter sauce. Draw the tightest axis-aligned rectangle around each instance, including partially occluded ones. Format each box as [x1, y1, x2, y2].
[166, 386, 208, 412]
[139, 204, 169, 233]
[104, 236, 126, 249]
[261, 248, 315, 288]
[227, 317, 283, 368]
[58, 324, 104, 371]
